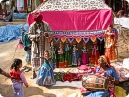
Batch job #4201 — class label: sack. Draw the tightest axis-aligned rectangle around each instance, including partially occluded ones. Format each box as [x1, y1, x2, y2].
[22, 30, 31, 47]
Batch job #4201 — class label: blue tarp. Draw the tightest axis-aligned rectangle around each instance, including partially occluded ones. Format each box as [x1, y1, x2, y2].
[13, 13, 27, 19]
[0, 24, 29, 43]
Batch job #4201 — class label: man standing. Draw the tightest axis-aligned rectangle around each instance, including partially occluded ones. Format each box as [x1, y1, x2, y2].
[28, 13, 52, 79]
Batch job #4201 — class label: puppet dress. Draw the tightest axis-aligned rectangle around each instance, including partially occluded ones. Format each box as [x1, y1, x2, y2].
[36, 58, 56, 86]
[90, 44, 100, 65]
[81, 47, 89, 65]
[105, 32, 117, 62]
[50, 46, 57, 67]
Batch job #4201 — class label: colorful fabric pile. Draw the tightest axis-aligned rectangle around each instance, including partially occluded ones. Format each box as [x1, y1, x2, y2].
[111, 62, 129, 82]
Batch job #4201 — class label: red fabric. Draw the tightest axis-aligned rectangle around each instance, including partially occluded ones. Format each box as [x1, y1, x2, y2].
[40, 0, 43, 3]
[24, 0, 27, 9]
[58, 62, 65, 68]
[33, 13, 43, 22]
[62, 72, 77, 82]
[90, 44, 100, 65]
[108, 24, 113, 28]
[28, 9, 112, 30]
[10, 69, 22, 80]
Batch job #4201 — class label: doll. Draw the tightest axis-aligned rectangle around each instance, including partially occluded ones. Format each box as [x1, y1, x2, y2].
[57, 42, 65, 68]
[64, 40, 72, 67]
[50, 41, 57, 67]
[81, 42, 89, 65]
[72, 40, 80, 66]
[90, 40, 100, 65]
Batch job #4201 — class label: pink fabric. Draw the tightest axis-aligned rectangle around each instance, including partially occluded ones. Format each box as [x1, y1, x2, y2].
[81, 53, 89, 65]
[78, 65, 89, 70]
[111, 62, 129, 82]
[27, 9, 112, 30]
[20, 72, 28, 85]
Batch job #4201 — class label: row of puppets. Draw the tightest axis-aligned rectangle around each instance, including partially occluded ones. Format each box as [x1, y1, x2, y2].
[49, 25, 118, 68]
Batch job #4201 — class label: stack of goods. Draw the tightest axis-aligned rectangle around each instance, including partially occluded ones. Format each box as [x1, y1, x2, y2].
[54, 65, 95, 82]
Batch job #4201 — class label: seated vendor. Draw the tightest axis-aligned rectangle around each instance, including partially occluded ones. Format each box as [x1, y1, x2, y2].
[14, 7, 19, 13]
[82, 55, 119, 97]
[19, 7, 24, 13]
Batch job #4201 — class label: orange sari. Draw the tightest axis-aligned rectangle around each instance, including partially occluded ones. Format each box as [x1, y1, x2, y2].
[105, 31, 117, 62]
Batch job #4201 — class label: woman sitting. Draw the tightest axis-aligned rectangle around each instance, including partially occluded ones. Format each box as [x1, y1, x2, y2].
[82, 55, 119, 97]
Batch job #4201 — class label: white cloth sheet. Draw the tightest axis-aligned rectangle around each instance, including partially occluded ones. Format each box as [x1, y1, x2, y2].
[17, 0, 23, 11]
[114, 18, 129, 29]
[53, 81, 82, 88]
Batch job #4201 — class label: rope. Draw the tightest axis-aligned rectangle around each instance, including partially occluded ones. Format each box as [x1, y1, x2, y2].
[9, 46, 18, 69]
[5, 46, 18, 81]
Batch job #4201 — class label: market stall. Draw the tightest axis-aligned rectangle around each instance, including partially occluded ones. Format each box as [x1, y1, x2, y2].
[27, 0, 120, 82]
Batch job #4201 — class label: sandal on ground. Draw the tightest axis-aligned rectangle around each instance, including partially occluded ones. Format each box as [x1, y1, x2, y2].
[21, 66, 27, 71]
[24, 67, 31, 72]
[124, 82, 129, 87]
[30, 74, 37, 79]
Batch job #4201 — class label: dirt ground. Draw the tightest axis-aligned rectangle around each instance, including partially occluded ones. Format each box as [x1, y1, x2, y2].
[0, 27, 129, 97]
[0, 40, 80, 97]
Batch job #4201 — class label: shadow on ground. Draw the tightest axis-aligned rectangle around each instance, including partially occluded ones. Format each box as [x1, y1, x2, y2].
[0, 84, 56, 97]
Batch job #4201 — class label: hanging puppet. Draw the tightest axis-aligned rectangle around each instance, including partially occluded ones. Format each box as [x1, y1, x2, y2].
[81, 42, 89, 65]
[72, 40, 80, 66]
[105, 24, 117, 62]
[64, 40, 72, 67]
[49, 41, 57, 67]
[57, 42, 65, 68]
[90, 40, 100, 65]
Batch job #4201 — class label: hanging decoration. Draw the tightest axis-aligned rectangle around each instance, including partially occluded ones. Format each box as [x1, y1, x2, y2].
[61, 37, 67, 43]
[83, 38, 90, 43]
[97, 37, 104, 41]
[75, 38, 82, 43]
[68, 38, 74, 43]
[90, 37, 97, 42]
[54, 38, 60, 42]
[48, 36, 53, 42]
[53, 30, 105, 38]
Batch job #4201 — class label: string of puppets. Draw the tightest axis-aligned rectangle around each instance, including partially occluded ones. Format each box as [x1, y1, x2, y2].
[49, 25, 117, 68]
[49, 39, 101, 68]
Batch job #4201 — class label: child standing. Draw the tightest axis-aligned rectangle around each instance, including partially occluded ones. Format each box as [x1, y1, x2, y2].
[36, 50, 56, 86]
[10, 58, 28, 97]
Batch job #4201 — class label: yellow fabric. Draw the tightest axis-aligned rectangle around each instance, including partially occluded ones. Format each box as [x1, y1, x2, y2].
[100, 55, 108, 65]
[67, 92, 83, 97]
[115, 86, 126, 97]
[67, 86, 126, 97]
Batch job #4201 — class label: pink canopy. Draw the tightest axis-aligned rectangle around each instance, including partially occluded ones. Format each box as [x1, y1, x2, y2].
[28, 9, 112, 31]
